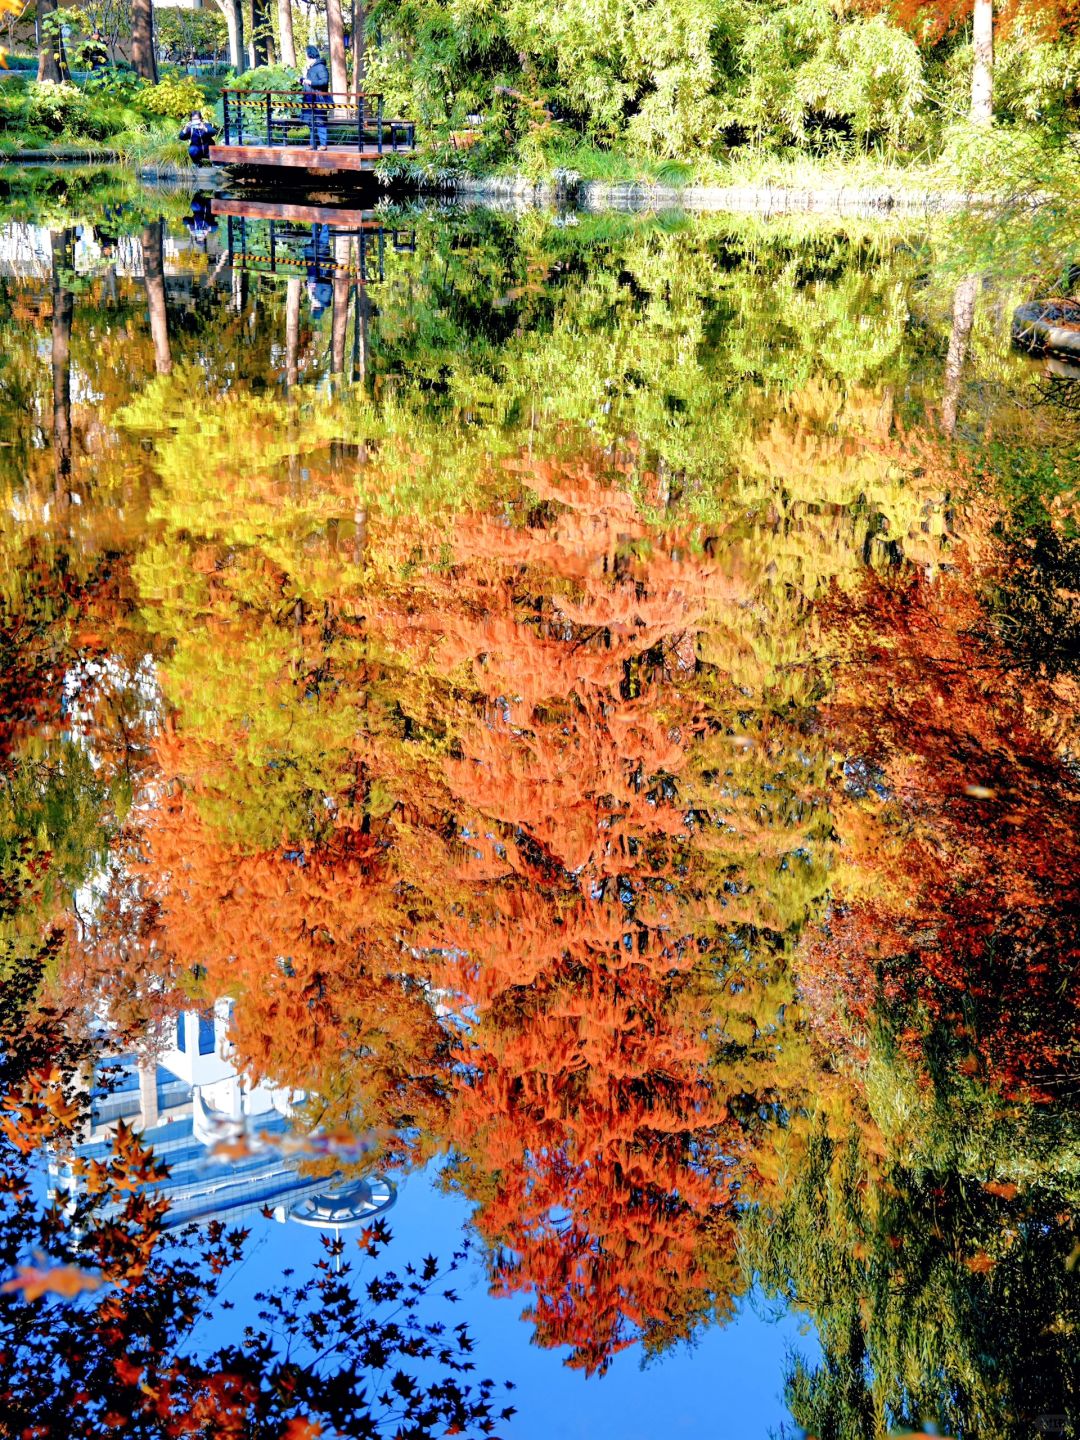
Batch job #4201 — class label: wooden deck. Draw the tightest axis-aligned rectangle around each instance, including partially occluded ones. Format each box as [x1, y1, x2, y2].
[211, 91, 416, 176]
[208, 144, 388, 173]
[211, 196, 383, 226]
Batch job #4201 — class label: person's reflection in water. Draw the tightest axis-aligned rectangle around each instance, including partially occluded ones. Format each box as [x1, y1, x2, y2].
[304, 222, 333, 319]
[182, 192, 219, 251]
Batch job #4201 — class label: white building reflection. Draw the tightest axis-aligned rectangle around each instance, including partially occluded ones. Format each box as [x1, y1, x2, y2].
[52, 1003, 394, 1233]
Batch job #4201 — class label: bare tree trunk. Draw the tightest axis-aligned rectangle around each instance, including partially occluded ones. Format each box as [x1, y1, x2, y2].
[331, 290, 348, 374]
[326, 0, 347, 95]
[354, 280, 369, 385]
[131, 0, 158, 82]
[250, 0, 273, 65]
[971, 0, 993, 124]
[331, 238, 350, 375]
[37, 0, 65, 81]
[50, 230, 73, 490]
[142, 221, 173, 377]
[277, 0, 295, 66]
[285, 276, 301, 388]
[943, 275, 979, 437]
[350, 0, 364, 92]
[218, 0, 245, 72]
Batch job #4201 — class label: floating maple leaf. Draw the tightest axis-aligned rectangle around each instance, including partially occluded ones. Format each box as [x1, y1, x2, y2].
[280, 1418, 322, 1440]
[1, 1263, 105, 1302]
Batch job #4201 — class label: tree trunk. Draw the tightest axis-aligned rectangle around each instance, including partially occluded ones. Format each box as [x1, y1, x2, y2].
[353, 280, 369, 385]
[971, 0, 993, 124]
[250, 0, 273, 66]
[50, 230, 74, 490]
[331, 236, 350, 375]
[232, 267, 247, 314]
[37, 0, 64, 82]
[942, 275, 979, 437]
[332, 278, 349, 376]
[277, 0, 295, 67]
[285, 276, 301, 388]
[142, 222, 173, 377]
[326, 0, 347, 95]
[218, 0, 245, 72]
[351, 0, 364, 92]
[131, 0, 158, 83]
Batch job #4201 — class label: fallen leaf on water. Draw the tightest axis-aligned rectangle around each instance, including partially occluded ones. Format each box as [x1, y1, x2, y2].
[982, 1180, 1019, 1201]
[1, 1263, 105, 1302]
[888, 1433, 958, 1440]
[962, 784, 996, 800]
[280, 1419, 322, 1440]
[962, 1251, 996, 1274]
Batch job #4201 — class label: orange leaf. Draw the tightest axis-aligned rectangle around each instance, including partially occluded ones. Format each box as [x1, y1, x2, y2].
[982, 1180, 1019, 1200]
[281, 1420, 322, 1440]
[962, 1250, 996, 1274]
[114, 1357, 143, 1386]
[1, 1264, 105, 1302]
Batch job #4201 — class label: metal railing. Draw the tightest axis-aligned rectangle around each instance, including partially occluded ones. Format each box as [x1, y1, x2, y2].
[220, 89, 416, 154]
[225, 216, 416, 283]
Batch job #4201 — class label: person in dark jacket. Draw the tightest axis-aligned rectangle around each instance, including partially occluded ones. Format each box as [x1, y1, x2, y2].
[83, 29, 109, 71]
[179, 110, 217, 163]
[304, 221, 332, 313]
[302, 45, 330, 149]
[183, 192, 219, 250]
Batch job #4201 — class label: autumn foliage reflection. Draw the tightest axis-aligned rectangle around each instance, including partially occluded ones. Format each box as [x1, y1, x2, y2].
[63, 400, 1079, 1397]
[800, 459, 1080, 1103]
[391, 463, 756, 1370]
[109, 449, 813, 1371]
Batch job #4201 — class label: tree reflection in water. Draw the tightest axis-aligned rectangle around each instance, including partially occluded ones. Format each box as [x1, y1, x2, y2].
[0, 190, 1076, 1439]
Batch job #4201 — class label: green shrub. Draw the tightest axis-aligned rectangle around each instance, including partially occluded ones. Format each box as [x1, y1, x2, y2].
[24, 81, 104, 138]
[0, 87, 29, 136]
[83, 68, 142, 103]
[136, 70, 207, 120]
[229, 63, 300, 94]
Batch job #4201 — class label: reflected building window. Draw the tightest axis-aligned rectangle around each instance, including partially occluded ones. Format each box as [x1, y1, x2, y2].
[197, 1011, 216, 1056]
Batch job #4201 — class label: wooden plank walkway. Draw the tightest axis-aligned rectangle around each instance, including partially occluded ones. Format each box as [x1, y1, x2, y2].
[208, 145, 387, 172]
[211, 197, 383, 226]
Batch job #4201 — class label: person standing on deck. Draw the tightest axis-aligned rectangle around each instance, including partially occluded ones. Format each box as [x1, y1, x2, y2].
[303, 45, 331, 150]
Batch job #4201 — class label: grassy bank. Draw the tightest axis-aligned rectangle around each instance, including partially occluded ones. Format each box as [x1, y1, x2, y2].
[0, 68, 220, 168]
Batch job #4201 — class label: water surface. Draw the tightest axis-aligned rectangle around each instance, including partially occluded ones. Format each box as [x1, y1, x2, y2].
[0, 176, 1077, 1440]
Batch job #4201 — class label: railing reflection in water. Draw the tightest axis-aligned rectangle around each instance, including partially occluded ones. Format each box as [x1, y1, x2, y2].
[224, 214, 417, 285]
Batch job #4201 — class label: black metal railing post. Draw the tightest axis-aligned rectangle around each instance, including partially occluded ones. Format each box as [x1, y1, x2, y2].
[237, 93, 244, 146]
[377, 95, 383, 154]
[265, 91, 272, 145]
[223, 90, 231, 145]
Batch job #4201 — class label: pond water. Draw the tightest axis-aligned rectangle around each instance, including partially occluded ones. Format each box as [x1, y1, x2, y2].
[0, 176, 1078, 1440]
